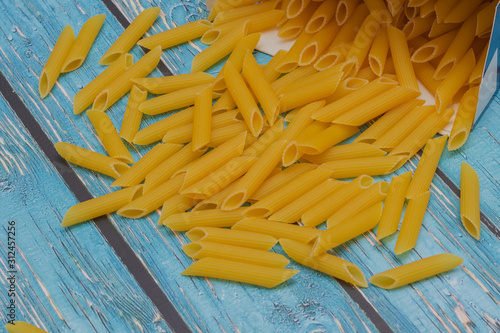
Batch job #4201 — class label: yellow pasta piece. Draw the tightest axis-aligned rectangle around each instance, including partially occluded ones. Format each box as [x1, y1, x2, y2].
[419, 0, 436, 18]
[445, 0, 482, 24]
[54, 142, 130, 178]
[222, 140, 288, 210]
[435, 0, 459, 23]
[449, 86, 480, 151]
[403, 15, 435, 40]
[262, 50, 288, 83]
[132, 72, 215, 95]
[74, 53, 133, 114]
[183, 241, 289, 268]
[306, 0, 338, 33]
[363, 0, 391, 23]
[212, 1, 280, 26]
[5, 321, 49, 333]
[271, 65, 317, 93]
[476, 0, 499, 36]
[302, 175, 374, 227]
[120, 85, 147, 143]
[332, 85, 420, 126]
[270, 179, 344, 223]
[469, 45, 488, 85]
[243, 117, 285, 158]
[312, 76, 398, 122]
[394, 190, 431, 254]
[112, 143, 181, 187]
[93, 46, 162, 112]
[428, 20, 460, 39]
[163, 209, 246, 230]
[326, 181, 388, 227]
[377, 171, 413, 240]
[460, 162, 481, 240]
[320, 155, 407, 179]
[283, 121, 330, 166]
[158, 195, 199, 224]
[296, 124, 359, 155]
[312, 202, 383, 255]
[193, 182, 238, 211]
[245, 169, 332, 218]
[370, 254, 463, 289]
[354, 99, 425, 144]
[276, 31, 314, 73]
[186, 227, 278, 250]
[39, 25, 74, 98]
[325, 77, 370, 103]
[336, 0, 362, 25]
[278, 62, 343, 95]
[287, 0, 316, 18]
[225, 60, 264, 136]
[192, 84, 213, 151]
[61, 14, 105, 72]
[387, 25, 419, 92]
[411, 29, 458, 63]
[212, 90, 237, 114]
[406, 136, 448, 199]
[137, 19, 212, 49]
[232, 218, 320, 244]
[373, 105, 436, 151]
[61, 185, 143, 227]
[242, 52, 279, 125]
[280, 239, 368, 287]
[87, 110, 134, 164]
[181, 257, 299, 288]
[435, 49, 475, 113]
[100, 7, 159, 65]
[346, 13, 381, 74]
[387, 0, 405, 16]
[303, 143, 386, 164]
[133, 107, 193, 145]
[369, 27, 389, 76]
[191, 24, 246, 73]
[413, 62, 442, 95]
[138, 83, 214, 115]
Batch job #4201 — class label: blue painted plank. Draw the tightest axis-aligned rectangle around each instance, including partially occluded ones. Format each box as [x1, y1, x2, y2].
[0, 94, 171, 332]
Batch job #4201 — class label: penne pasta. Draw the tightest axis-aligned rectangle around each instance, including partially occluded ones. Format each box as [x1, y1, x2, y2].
[100, 7, 160, 65]
[212, 90, 237, 114]
[403, 15, 435, 40]
[336, 0, 362, 25]
[419, 0, 436, 18]
[283, 121, 330, 166]
[182, 241, 289, 268]
[306, 0, 338, 33]
[262, 49, 288, 83]
[280, 238, 368, 287]
[411, 29, 458, 63]
[363, 0, 391, 24]
[39, 25, 75, 98]
[428, 20, 460, 39]
[326, 181, 388, 227]
[62, 14, 105, 73]
[276, 31, 314, 73]
[212, 1, 280, 27]
[181, 257, 299, 288]
[475, 0, 499, 36]
[370, 254, 463, 289]
[132, 72, 215, 95]
[111, 143, 182, 187]
[394, 190, 431, 254]
[444, 0, 482, 24]
[302, 175, 374, 227]
[387, 25, 419, 92]
[133, 107, 193, 145]
[137, 19, 212, 49]
[233, 218, 320, 244]
[271, 65, 317, 93]
[346, 13, 381, 74]
[377, 171, 413, 240]
[406, 136, 448, 199]
[325, 77, 370, 103]
[435, 0, 460, 23]
[186, 227, 278, 250]
[163, 209, 246, 230]
[87, 110, 134, 164]
[413, 62, 442, 95]
[73, 53, 133, 114]
[296, 124, 359, 155]
[243, 117, 285, 158]
[448, 86, 480, 151]
[120, 85, 147, 143]
[303, 143, 386, 164]
[93, 46, 162, 112]
[469, 45, 488, 85]
[460, 162, 481, 240]
[193, 182, 238, 211]
[320, 155, 407, 179]
[61, 185, 143, 227]
[245, 169, 333, 218]
[192, 84, 213, 151]
[158, 195, 199, 224]
[369, 27, 389, 76]
[54, 142, 130, 178]
[312, 202, 383, 256]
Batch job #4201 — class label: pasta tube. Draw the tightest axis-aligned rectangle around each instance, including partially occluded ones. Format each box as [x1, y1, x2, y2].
[61, 185, 143, 227]
[111, 143, 182, 187]
[158, 195, 199, 224]
[233, 218, 320, 244]
[461, 162, 480, 240]
[73, 53, 133, 114]
[87, 110, 134, 164]
[212, 90, 236, 114]
[93, 46, 162, 112]
[387, 25, 419, 92]
[336, 0, 362, 25]
[281, 101, 325, 142]
[132, 72, 215, 95]
[475, 0, 499, 36]
[163, 209, 246, 231]
[448, 86, 480, 151]
[394, 190, 431, 254]
[370, 254, 463, 289]
[444, 0, 482, 24]
[181, 257, 299, 288]
[271, 66, 317, 93]
[39, 25, 75, 98]
[403, 15, 435, 40]
[303, 143, 386, 165]
[363, 0, 391, 24]
[193, 182, 237, 211]
[312, 202, 383, 256]
[99, 7, 160, 65]
[280, 239, 368, 287]
[120, 85, 147, 143]
[296, 124, 359, 155]
[306, 0, 338, 33]
[212, 1, 280, 26]
[243, 117, 285, 158]
[62, 14, 105, 73]
[54, 142, 129, 178]
[192, 84, 213, 151]
[182, 241, 289, 268]
[369, 27, 389, 76]
[406, 136, 448, 199]
[346, 13, 380, 74]
[137, 19, 212, 49]
[410, 29, 458, 63]
[377, 171, 413, 240]
[319, 155, 406, 179]
[186, 227, 278, 251]
[278, 3, 317, 38]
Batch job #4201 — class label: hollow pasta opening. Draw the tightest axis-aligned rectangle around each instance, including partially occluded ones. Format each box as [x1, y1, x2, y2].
[336, 3, 348, 25]
[276, 61, 298, 74]
[93, 91, 108, 111]
[251, 112, 263, 136]
[118, 208, 147, 219]
[101, 52, 122, 66]
[306, 16, 325, 33]
[282, 144, 299, 167]
[315, 54, 337, 71]
[369, 57, 383, 77]
[412, 46, 437, 62]
[194, 202, 218, 211]
[223, 192, 246, 210]
[344, 78, 368, 90]
[297, 144, 319, 155]
[278, 27, 301, 40]
[370, 275, 396, 289]
[346, 265, 368, 287]
[287, 1, 303, 18]
[299, 44, 318, 66]
[359, 175, 374, 188]
[186, 228, 207, 241]
[112, 163, 131, 177]
[245, 207, 271, 218]
[448, 131, 467, 151]
[201, 30, 220, 45]
[62, 58, 84, 73]
[39, 71, 49, 98]
[462, 216, 480, 240]
[182, 243, 202, 257]
[434, 61, 455, 80]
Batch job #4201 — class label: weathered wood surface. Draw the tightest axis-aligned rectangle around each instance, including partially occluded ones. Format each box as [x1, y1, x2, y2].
[0, 0, 499, 332]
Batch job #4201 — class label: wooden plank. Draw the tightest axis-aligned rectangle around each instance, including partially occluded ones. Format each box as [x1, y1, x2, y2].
[0, 95, 171, 332]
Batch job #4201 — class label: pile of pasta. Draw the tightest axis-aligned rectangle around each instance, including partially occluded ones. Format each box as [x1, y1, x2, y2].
[39, 0, 492, 289]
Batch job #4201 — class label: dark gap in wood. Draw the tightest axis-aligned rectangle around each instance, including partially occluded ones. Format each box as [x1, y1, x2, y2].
[0, 71, 190, 333]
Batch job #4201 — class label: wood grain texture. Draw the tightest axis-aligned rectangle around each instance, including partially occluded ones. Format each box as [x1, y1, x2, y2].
[0, 96, 171, 332]
[0, 0, 499, 332]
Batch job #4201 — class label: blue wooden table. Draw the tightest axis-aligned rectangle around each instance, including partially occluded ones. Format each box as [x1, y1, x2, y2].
[0, 0, 499, 332]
